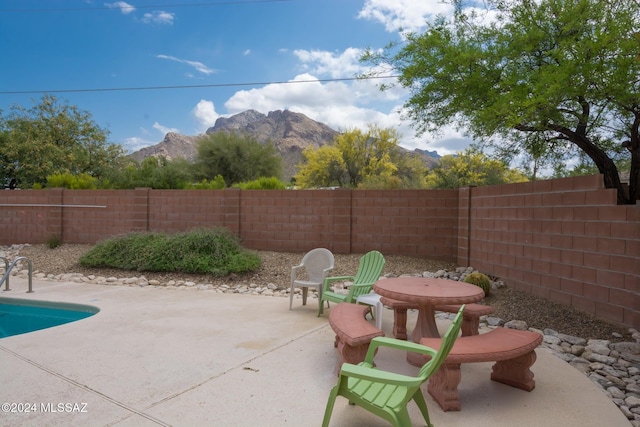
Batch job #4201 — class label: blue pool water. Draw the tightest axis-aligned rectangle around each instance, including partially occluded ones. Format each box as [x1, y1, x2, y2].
[0, 298, 99, 338]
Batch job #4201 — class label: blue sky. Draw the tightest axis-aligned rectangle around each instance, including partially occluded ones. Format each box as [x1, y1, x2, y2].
[0, 0, 473, 155]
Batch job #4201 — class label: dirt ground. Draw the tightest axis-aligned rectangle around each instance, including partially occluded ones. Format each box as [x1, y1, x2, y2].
[16, 244, 634, 342]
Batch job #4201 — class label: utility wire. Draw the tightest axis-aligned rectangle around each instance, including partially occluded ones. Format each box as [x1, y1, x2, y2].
[0, 75, 399, 95]
[0, 0, 292, 13]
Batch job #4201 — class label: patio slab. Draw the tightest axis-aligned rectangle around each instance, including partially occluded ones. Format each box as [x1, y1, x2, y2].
[0, 276, 631, 427]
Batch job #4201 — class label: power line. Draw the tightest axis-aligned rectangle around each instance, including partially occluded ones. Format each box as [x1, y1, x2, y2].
[0, 75, 399, 95]
[0, 0, 292, 13]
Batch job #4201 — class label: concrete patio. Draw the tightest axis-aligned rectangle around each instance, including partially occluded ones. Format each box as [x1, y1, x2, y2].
[0, 275, 631, 427]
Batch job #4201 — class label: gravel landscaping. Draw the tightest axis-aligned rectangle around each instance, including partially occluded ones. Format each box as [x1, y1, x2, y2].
[8, 243, 633, 342]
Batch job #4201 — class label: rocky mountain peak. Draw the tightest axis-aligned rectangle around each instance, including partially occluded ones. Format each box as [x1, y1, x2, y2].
[128, 109, 440, 181]
[208, 109, 266, 133]
[129, 132, 201, 163]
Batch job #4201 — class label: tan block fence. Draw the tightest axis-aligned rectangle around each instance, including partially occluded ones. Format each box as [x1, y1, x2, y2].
[1, 174, 637, 329]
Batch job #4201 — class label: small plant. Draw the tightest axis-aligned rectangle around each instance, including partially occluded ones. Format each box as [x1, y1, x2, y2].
[47, 235, 62, 249]
[464, 272, 491, 296]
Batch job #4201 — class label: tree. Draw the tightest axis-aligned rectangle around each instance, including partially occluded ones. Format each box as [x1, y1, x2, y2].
[295, 125, 427, 189]
[0, 95, 126, 187]
[295, 145, 348, 188]
[195, 132, 282, 186]
[102, 156, 194, 189]
[425, 148, 528, 188]
[363, 0, 639, 204]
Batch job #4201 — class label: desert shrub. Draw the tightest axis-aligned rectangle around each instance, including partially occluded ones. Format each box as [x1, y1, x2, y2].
[463, 272, 491, 296]
[187, 176, 227, 189]
[233, 176, 287, 189]
[79, 228, 260, 275]
[46, 235, 62, 249]
[46, 172, 97, 189]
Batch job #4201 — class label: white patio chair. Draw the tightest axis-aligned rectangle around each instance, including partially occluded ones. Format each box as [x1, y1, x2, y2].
[289, 248, 335, 310]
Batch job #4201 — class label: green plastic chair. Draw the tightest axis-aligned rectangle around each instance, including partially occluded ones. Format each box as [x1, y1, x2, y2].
[321, 305, 465, 427]
[317, 250, 385, 316]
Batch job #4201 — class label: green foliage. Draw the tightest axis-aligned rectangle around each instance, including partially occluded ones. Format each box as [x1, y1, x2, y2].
[46, 235, 62, 249]
[233, 176, 287, 189]
[102, 156, 195, 189]
[0, 95, 126, 187]
[295, 145, 347, 188]
[464, 272, 491, 296]
[425, 148, 528, 189]
[295, 125, 427, 189]
[79, 228, 261, 276]
[186, 176, 227, 189]
[195, 132, 282, 186]
[363, 0, 640, 203]
[46, 172, 98, 189]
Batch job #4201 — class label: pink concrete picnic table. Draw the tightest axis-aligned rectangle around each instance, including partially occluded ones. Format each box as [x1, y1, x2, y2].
[374, 277, 485, 366]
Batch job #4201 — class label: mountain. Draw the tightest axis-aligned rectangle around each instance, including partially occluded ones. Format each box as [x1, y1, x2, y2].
[412, 148, 441, 169]
[206, 110, 339, 179]
[129, 132, 200, 163]
[128, 109, 440, 181]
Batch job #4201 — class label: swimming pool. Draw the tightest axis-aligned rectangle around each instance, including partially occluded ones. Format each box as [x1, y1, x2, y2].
[0, 297, 99, 338]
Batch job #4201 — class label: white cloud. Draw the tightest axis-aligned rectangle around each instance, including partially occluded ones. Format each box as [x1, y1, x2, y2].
[122, 136, 155, 153]
[153, 122, 179, 135]
[156, 54, 215, 75]
[142, 10, 175, 25]
[223, 42, 473, 155]
[224, 72, 405, 142]
[357, 0, 453, 33]
[243, 49, 251, 56]
[293, 48, 367, 79]
[125, 5, 474, 156]
[192, 100, 220, 132]
[104, 1, 135, 14]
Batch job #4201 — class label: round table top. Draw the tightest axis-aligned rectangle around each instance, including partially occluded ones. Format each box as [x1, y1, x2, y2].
[373, 276, 485, 305]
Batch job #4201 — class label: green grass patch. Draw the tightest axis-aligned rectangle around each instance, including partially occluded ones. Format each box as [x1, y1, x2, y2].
[79, 228, 261, 275]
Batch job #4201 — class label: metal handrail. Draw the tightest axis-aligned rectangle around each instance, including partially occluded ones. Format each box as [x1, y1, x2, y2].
[0, 256, 33, 293]
[0, 257, 8, 291]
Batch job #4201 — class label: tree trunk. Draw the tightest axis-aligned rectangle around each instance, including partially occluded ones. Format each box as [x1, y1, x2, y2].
[551, 125, 631, 204]
[627, 110, 640, 203]
[628, 142, 639, 202]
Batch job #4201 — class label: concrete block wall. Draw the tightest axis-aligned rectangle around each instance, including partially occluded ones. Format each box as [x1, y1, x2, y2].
[238, 189, 352, 253]
[465, 175, 639, 328]
[351, 189, 459, 260]
[0, 176, 637, 328]
[147, 189, 238, 235]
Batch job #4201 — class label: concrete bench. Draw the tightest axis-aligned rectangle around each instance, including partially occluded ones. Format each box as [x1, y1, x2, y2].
[434, 303, 495, 336]
[328, 303, 385, 374]
[420, 327, 543, 411]
[380, 298, 494, 339]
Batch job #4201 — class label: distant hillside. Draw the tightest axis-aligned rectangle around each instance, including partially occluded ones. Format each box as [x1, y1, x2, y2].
[128, 109, 441, 181]
[206, 110, 339, 179]
[129, 132, 200, 163]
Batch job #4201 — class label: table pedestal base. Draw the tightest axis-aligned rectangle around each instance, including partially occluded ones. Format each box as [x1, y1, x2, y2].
[406, 305, 440, 367]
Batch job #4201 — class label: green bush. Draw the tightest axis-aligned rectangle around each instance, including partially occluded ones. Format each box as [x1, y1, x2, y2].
[233, 176, 287, 189]
[79, 228, 260, 275]
[46, 172, 97, 189]
[463, 272, 492, 296]
[186, 176, 227, 189]
[47, 235, 62, 249]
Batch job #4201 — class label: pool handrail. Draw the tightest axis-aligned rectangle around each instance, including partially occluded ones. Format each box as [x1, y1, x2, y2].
[0, 256, 33, 293]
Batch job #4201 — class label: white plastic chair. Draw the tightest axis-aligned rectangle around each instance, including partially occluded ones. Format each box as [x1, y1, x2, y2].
[289, 248, 335, 310]
[356, 292, 383, 329]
